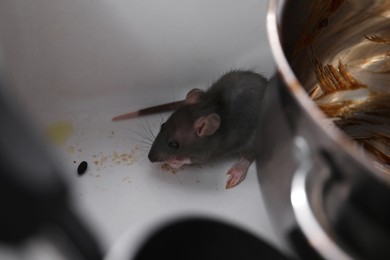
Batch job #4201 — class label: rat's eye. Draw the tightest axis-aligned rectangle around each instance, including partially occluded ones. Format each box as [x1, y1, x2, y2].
[168, 141, 179, 150]
[160, 123, 166, 129]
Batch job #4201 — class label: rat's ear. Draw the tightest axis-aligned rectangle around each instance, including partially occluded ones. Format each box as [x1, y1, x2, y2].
[185, 88, 204, 104]
[194, 113, 221, 137]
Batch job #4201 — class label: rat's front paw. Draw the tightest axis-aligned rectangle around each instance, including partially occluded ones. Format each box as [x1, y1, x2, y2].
[226, 168, 247, 189]
[167, 157, 191, 169]
[225, 156, 252, 189]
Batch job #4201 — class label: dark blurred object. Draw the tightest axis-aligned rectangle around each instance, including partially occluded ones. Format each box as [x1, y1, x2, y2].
[134, 218, 295, 260]
[0, 81, 102, 259]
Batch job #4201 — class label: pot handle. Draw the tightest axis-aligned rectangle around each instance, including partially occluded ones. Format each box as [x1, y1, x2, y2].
[290, 136, 352, 260]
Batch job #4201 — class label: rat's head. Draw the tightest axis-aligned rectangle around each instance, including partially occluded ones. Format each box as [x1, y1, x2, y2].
[148, 89, 221, 168]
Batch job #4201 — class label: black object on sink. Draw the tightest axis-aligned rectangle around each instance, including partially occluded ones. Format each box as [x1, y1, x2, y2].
[133, 217, 295, 260]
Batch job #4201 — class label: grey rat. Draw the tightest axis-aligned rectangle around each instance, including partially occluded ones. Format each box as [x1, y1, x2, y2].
[147, 70, 268, 188]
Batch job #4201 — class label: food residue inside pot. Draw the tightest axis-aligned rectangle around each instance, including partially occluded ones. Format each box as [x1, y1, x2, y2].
[309, 51, 390, 172]
[286, 0, 390, 172]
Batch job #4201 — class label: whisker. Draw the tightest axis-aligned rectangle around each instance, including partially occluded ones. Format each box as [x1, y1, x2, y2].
[159, 113, 165, 125]
[138, 121, 151, 139]
[136, 121, 155, 143]
[138, 145, 151, 151]
[145, 120, 156, 140]
[116, 127, 155, 148]
[129, 126, 154, 143]
[134, 139, 152, 146]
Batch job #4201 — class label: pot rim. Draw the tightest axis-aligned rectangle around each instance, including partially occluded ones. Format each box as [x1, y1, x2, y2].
[266, 0, 386, 181]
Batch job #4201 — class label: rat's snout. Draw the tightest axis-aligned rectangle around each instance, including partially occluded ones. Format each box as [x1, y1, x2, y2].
[148, 150, 159, 163]
[148, 145, 164, 163]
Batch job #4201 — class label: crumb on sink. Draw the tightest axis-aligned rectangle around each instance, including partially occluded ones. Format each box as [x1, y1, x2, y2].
[161, 162, 178, 174]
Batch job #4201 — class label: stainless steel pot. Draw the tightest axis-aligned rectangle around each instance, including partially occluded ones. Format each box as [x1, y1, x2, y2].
[257, 0, 390, 259]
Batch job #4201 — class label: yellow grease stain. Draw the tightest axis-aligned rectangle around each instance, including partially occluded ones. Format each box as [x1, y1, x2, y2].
[44, 121, 74, 146]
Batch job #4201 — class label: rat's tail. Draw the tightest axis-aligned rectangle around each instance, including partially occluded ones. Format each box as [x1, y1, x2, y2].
[112, 100, 184, 121]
